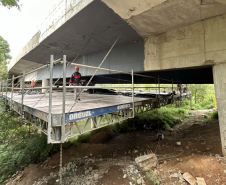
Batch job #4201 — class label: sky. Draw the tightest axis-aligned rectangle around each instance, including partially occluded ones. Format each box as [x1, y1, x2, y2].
[0, 0, 57, 59]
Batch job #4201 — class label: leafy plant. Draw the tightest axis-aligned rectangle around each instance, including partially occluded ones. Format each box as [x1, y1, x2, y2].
[0, 0, 21, 10]
[70, 157, 77, 163]
[134, 178, 137, 183]
[146, 170, 162, 185]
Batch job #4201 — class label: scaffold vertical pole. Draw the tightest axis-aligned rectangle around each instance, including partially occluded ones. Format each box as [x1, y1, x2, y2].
[60, 142, 62, 184]
[131, 70, 134, 118]
[158, 75, 160, 107]
[155, 77, 157, 98]
[10, 75, 14, 110]
[186, 84, 188, 95]
[190, 85, 192, 110]
[172, 78, 174, 104]
[21, 72, 25, 118]
[47, 55, 54, 144]
[5, 78, 8, 105]
[62, 55, 66, 142]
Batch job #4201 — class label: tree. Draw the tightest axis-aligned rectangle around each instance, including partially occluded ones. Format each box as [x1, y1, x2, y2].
[190, 84, 215, 104]
[0, 0, 20, 9]
[0, 35, 11, 80]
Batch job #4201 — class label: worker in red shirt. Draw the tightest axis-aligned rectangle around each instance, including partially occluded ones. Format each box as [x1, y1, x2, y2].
[69, 66, 82, 101]
[31, 80, 35, 89]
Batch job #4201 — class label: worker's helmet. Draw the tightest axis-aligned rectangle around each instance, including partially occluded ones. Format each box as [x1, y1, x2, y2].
[74, 66, 79, 70]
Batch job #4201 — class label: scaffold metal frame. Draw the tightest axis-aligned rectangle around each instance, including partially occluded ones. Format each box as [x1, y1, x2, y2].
[0, 55, 190, 144]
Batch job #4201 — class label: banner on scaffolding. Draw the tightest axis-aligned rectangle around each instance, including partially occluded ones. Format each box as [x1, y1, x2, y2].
[65, 103, 133, 123]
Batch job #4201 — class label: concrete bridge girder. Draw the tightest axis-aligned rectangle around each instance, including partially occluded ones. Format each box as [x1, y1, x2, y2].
[102, 0, 226, 37]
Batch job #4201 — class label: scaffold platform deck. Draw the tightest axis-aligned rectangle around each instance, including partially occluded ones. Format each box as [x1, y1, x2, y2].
[0, 91, 190, 143]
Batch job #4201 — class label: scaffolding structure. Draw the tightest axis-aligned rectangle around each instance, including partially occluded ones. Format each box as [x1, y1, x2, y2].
[0, 55, 190, 144]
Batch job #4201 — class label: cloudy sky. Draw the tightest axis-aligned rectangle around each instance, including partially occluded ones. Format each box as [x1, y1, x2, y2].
[0, 0, 57, 59]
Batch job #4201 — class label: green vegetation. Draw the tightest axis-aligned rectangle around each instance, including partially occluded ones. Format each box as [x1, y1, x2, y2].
[0, 36, 11, 80]
[190, 84, 215, 110]
[0, 0, 21, 10]
[146, 170, 162, 185]
[209, 110, 218, 119]
[0, 102, 72, 184]
[70, 157, 77, 163]
[110, 103, 190, 133]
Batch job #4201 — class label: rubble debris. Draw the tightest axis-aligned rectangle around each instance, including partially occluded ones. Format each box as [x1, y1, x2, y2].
[196, 177, 207, 185]
[135, 153, 157, 171]
[183, 172, 197, 185]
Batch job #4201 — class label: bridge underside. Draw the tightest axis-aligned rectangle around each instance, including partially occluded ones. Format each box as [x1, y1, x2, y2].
[81, 65, 213, 85]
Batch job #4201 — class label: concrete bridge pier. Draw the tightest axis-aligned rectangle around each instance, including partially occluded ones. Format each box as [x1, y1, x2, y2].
[213, 63, 226, 156]
[42, 79, 49, 93]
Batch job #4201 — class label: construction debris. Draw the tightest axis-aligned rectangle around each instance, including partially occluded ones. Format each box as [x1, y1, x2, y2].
[196, 177, 207, 185]
[135, 153, 157, 171]
[183, 172, 197, 185]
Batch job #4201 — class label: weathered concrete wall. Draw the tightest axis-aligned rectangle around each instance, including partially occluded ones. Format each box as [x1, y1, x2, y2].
[144, 14, 226, 71]
[102, 0, 226, 37]
[213, 63, 226, 156]
[101, 0, 167, 20]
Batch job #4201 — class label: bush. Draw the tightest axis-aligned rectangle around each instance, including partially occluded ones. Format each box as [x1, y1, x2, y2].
[108, 104, 190, 133]
[209, 110, 218, 119]
[0, 100, 72, 185]
[0, 133, 72, 184]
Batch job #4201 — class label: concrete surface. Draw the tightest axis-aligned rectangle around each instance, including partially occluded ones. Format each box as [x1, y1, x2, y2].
[102, 0, 226, 36]
[8, 0, 93, 74]
[213, 63, 226, 156]
[144, 14, 226, 71]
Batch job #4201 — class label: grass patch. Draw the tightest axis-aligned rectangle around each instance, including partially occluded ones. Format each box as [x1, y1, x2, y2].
[110, 104, 190, 133]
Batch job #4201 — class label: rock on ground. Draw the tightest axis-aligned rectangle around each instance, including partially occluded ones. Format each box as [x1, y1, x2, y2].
[196, 177, 207, 185]
[135, 153, 157, 171]
[183, 172, 197, 185]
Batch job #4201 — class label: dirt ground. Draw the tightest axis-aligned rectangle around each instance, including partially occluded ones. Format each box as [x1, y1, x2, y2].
[6, 109, 226, 185]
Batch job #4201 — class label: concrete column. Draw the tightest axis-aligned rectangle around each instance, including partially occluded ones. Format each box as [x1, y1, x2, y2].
[42, 79, 49, 93]
[213, 63, 226, 156]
